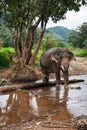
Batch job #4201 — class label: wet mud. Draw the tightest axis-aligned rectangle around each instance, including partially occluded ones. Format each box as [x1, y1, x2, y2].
[0, 75, 87, 125]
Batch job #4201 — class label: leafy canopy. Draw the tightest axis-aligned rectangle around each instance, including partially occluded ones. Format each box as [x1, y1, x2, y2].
[68, 22, 87, 48]
[0, 0, 87, 29]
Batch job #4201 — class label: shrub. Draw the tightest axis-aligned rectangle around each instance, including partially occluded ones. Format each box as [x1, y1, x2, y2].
[66, 42, 74, 50]
[73, 48, 87, 57]
[0, 47, 15, 68]
[0, 51, 9, 68]
[0, 47, 15, 56]
[41, 36, 58, 51]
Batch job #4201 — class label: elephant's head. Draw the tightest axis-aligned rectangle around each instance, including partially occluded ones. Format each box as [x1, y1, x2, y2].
[51, 49, 76, 72]
[60, 51, 76, 72]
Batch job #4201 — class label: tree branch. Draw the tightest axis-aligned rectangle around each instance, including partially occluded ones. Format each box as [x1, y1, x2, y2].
[29, 21, 47, 65]
[33, 16, 42, 29]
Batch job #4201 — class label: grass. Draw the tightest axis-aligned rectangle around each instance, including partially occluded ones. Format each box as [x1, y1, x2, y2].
[73, 48, 87, 57]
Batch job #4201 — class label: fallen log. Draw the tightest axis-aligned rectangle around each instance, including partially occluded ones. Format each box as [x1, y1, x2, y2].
[0, 79, 84, 93]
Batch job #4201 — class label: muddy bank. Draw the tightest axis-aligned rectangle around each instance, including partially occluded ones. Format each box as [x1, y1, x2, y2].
[69, 57, 87, 75]
[0, 57, 87, 82]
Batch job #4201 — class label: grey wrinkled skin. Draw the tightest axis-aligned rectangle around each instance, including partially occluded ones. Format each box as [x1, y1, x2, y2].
[40, 48, 75, 87]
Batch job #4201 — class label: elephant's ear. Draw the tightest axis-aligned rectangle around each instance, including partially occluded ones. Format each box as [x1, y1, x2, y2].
[51, 56, 58, 63]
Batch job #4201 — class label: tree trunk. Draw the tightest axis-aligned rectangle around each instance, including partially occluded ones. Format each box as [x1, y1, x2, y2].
[0, 79, 84, 93]
[14, 24, 25, 68]
[29, 22, 46, 65]
[25, 27, 35, 65]
[14, 16, 45, 68]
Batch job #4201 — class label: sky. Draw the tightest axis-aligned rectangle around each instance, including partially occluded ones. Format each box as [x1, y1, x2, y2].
[46, 6, 87, 30]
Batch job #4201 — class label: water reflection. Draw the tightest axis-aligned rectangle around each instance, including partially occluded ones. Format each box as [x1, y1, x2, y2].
[0, 75, 87, 124]
[0, 86, 72, 124]
[29, 95, 39, 116]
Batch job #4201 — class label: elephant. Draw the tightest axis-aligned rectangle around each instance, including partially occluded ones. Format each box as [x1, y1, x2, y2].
[40, 48, 76, 87]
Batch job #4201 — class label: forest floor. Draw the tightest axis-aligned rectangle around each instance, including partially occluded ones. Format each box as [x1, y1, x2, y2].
[0, 57, 87, 130]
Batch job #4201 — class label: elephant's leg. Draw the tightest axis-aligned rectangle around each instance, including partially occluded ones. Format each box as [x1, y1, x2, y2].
[55, 69, 60, 86]
[42, 69, 49, 82]
[43, 73, 49, 82]
[63, 70, 69, 88]
[52, 63, 60, 86]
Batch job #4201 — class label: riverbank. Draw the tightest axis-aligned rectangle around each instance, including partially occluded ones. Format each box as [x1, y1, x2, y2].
[1, 57, 87, 81]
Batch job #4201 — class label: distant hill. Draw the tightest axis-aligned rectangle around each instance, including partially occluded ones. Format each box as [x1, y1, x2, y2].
[45, 26, 72, 41]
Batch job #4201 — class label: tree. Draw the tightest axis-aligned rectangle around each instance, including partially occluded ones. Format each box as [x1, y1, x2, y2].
[0, 0, 87, 68]
[68, 22, 87, 48]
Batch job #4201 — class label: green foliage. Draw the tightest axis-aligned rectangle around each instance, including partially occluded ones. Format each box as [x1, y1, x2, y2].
[0, 12, 14, 47]
[41, 36, 58, 51]
[0, 51, 9, 68]
[0, 47, 15, 55]
[0, 47, 15, 68]
[0, 26, 14, 47]
[73, 48, 87, 57]
[66, 42, 74, 50]
[57, 41, 67, 47]
[34, 29, 41, 44]
[68, 22, 87, 48]
[0, 38, 3, 47]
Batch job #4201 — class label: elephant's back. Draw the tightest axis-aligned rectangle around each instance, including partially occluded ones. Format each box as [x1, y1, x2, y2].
[40, 48, 56, 67]
[40, 48, 57, 64]
[41, 48, 57, 58]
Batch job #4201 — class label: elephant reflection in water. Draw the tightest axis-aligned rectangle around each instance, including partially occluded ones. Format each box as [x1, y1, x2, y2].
[34, 86, 72, 120]
[0, 87, 72, 123]
[40, 48, 76, 88]
[53, 87, 72, 120]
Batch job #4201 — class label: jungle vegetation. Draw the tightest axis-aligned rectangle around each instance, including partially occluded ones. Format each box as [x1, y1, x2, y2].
[0, 0, 87, 68]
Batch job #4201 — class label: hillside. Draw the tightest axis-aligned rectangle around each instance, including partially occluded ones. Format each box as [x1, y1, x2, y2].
[44, 29, 63, 41]
[46, 26, 72, 41]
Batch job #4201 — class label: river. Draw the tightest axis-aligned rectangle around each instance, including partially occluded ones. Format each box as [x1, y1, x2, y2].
[0, 75, 87, 124]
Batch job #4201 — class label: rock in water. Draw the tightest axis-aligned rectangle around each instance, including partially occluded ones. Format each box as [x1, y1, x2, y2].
[75, 115, 87, 130]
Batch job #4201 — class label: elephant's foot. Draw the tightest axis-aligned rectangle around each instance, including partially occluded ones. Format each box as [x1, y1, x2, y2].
[56, 83, 60, 87]
[43, 78, 49, 83]
[56, 81, 60, 87]
[64, 83, 70, 89]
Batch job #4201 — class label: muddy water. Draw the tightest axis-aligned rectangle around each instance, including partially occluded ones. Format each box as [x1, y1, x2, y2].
[0, 75, 87, 124]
